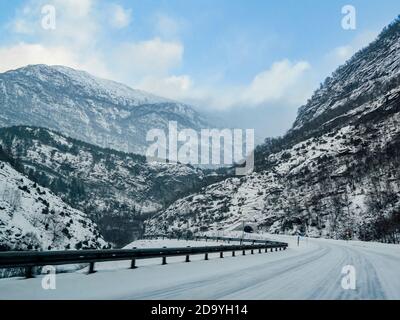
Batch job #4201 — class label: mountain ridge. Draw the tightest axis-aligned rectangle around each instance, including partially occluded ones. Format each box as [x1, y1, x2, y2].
[0, 64, 212, 155]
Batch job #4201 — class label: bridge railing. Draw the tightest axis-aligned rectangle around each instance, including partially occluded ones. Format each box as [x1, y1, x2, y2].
[0, 241, 288, 279]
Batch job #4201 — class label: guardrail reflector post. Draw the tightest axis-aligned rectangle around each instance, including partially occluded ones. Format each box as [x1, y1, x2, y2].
[186, 246, 191, 262]
[88, 262, 95, 274]
[162, 246, 167, 265]
[130, 247, 137, 269]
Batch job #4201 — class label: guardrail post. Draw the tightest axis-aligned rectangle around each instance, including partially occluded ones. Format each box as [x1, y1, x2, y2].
[186, 247, 191, 262]
[232, 250, 236, 257]
[251, 248, 254, 254]
[162, 246, 167, 265]
[259, 248, 262, 254]
[242, 249, 246, 256]
[130, 259, 137, 269]
[275, 248, 278, 252]
[220, 251, 224, 259]
[205, 253, 209, 260]
[88, 262, 95, 274]
[25, 266, 34, 279]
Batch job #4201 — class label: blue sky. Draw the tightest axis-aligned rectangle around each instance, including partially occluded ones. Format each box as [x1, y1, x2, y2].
[0, 0, 400, 139]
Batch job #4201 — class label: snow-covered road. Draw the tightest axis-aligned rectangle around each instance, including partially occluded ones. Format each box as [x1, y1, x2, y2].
[1, 236, 399, 300]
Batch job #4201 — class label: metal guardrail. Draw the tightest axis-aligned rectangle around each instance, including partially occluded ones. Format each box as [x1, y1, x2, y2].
[0, 241, 288, 279]
[143, 234, 283, 246]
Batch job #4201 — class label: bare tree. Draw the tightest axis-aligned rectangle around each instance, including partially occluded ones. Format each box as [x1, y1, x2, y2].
[1, 187, 21, 216]
[43, 211, 64, 248]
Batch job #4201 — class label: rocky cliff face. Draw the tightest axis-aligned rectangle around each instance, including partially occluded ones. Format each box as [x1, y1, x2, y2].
[145, 17, 400, 242]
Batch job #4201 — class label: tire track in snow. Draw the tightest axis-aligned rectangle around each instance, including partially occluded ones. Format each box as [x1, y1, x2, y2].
[125, 244, 330, 300]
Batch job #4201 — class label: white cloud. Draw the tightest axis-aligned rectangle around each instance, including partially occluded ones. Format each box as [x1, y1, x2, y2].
[2, 0, 315, 114]
[54, 0, 93, 18]
[241, 60, 311, 106]
[7, 0, 99, 48]
[326, 30, 379, 68]
[139, 75, 193, 99]
[113, 38, 184, 79]
[109, 4, 132, 29]
[155, 14, 182, 39]
[1, 0, 185, 87]
[138, 59, 313, 111]
[0, 42, 110, 77]
[0, 43, 78, 73]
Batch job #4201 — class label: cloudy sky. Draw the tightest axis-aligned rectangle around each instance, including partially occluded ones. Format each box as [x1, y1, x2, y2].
[0, 0, 399, 140]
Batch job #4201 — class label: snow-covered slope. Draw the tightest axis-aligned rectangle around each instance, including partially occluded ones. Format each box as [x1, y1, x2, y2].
[0, 64, 211, 155]
[0, 126, 222, 246]
[146, 17, 400, 242]
[0, 161, 107, 252]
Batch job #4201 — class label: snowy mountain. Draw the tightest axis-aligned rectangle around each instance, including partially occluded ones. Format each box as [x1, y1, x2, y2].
[0, 158, 107, 252]
[0, 126, 222, 246]
[145, 17, 400, 242]
[293, 18, 400, 134]
[0, 64, 211, 155]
